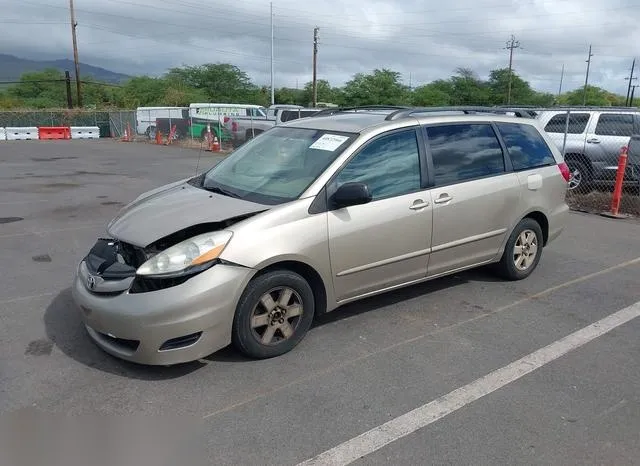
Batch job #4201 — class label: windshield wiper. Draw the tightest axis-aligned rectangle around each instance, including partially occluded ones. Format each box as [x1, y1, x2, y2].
[203, 184, 242, 199]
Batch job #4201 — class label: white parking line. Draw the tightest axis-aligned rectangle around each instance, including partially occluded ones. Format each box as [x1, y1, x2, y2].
[298, 300, 640, 466]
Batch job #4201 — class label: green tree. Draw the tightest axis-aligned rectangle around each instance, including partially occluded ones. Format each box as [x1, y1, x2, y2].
[275, 87, 306, 105]
[558, 85, 625, 106]
[301, 80, 337, 106]
[411, 83, 451, 106]
[166, 63, 258, 103]
[116, 76, 170, 107]
[448, 68, 490, 105]
[487, 68, 534, 105]
[7, 69, 67, 108]
[342, 69, 410, 106]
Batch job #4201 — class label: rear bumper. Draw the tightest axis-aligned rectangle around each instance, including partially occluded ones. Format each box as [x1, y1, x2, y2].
[71, 261, 255, 365]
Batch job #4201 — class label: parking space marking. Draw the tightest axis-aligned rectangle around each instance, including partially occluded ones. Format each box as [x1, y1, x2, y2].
[202, 256, 640, 420]
[298, 300, 640, 466]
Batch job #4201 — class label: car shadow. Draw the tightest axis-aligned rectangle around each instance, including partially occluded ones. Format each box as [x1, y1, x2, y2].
[45, 266, 503, 374]
[44, 289, 206, 379]
[312, 265, 501, 328]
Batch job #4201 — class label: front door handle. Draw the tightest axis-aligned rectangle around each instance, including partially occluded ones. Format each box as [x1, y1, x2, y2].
[409, 200, 429, 210]
[434, 194, 453, 204]
[587, 138, 600, 144]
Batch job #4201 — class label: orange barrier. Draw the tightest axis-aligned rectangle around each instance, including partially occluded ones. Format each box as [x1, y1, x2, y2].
[610, 146, 628, 215]
[38, 126, 71, 140]
[155, 129, 163, 145]
[602, 146, 629, 219]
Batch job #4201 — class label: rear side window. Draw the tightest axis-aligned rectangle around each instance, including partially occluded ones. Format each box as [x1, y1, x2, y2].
[544, 113, 590, 134]
[426, 124, 505, 186]
[496, 123, 556, 171]
[595, 114, 634, 136]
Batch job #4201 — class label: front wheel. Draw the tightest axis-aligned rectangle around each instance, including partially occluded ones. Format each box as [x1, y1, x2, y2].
[232, 270, 315, 359]
[494, 218, 543, 281]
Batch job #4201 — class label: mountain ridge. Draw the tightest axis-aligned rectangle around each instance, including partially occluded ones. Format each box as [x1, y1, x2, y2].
[0, 54, 131, 84]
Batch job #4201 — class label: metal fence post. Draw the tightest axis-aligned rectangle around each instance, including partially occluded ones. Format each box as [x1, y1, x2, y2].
[561, 109, 569, 156]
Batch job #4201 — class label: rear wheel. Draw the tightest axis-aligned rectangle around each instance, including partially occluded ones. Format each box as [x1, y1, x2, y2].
[566, 158, 591, 191]
[232, 270, 315, 359]
[494, 218, 543, 281]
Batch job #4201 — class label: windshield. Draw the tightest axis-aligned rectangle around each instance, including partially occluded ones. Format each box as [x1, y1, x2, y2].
[202, 127, 356, 205]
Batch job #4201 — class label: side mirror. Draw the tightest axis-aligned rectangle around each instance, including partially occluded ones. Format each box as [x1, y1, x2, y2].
[331, 182, 372, 209]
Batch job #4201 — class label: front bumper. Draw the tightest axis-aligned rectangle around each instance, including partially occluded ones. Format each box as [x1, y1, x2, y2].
[71, 260, 255, 365]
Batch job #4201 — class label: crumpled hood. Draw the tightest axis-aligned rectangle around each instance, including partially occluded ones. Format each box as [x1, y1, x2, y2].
[107, 178, 268, 246]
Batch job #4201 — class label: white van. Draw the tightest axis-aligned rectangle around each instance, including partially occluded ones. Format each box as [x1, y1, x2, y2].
[188, 103, 267, 122]
[136, 107, 186, 136]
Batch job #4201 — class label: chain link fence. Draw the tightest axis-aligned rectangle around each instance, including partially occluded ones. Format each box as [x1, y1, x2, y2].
[2, 105, 639, 216]
[534, 107, 640, 216]
[0, 110, 126, 139]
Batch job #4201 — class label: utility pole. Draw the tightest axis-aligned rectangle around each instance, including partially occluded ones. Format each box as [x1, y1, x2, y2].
[624, 58, 636, 106]
[64, 71, 73, 109]
[631, 84, 639, 107]
[558, 63, 564, 97]
[409, 72, 412, 91]
[583, 44, 593, 106]
[270, 2, 274, 105]
[505, 35, 520, 104]
[312, 26, 319, 107]
[69, 0, 82, 107]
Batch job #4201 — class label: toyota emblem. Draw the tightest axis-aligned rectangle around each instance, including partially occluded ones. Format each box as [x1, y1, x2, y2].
[87, 275, 96, 290]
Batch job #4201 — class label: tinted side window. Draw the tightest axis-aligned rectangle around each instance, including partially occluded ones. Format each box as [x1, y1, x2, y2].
[426, 124, 505, 186]
[595, 114, 634, 136]
[334, 129, 421, 200]
[544, 113, 590, 134]
[496, 122, 556, 170]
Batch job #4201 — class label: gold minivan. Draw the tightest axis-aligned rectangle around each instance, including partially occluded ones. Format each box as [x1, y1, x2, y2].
[72, 107, 570, 365]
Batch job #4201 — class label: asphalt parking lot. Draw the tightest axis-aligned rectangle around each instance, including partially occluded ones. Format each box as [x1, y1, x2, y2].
[1, 140, 640, 466]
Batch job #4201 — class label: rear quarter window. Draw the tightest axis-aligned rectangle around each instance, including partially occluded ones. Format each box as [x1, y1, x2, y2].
[496, 123, 556, 171]
[544, 113, 590, 134]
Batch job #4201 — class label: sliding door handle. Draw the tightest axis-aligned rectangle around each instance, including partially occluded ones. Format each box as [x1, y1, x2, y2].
[434, 194, 453, 204]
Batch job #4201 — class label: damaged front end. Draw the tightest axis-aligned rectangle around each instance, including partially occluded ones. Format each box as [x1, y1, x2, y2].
[82, 215, 259, 295]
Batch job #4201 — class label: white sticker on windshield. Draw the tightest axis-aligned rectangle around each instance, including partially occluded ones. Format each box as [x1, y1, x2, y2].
[309, 134, 349, 151]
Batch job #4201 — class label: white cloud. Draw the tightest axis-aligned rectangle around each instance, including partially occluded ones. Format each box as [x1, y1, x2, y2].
[0, 0, 638, 95]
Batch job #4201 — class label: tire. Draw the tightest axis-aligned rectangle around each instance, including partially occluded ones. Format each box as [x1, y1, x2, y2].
[494, 218, 544, 281]
[232, 269, 315, 359]
[565, 158, 591, 191]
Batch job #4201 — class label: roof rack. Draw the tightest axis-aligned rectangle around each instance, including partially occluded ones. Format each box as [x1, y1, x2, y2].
[313, 105, 411, 117]
[385, 106, 536, 121]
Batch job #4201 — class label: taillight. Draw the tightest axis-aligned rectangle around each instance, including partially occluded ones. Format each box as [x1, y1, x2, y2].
[558, 162, 571, 182]
[232, 122, 238, 132]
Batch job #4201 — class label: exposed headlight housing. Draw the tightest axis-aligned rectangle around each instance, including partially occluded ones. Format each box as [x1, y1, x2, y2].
[136, 230, 233, 277]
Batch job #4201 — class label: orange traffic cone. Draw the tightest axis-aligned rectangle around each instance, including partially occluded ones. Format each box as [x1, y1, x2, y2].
[211, 135, 221, 152]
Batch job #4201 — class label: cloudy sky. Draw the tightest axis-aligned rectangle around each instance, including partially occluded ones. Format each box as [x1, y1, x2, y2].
[1, 0, 639, 95]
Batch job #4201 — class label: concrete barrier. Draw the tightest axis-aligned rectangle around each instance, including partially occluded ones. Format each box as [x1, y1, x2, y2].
[38, 126, 71, 140]
[70, 126, 100, 139]
[0, 127, 6, 141]
[6, 127, 39, 141]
